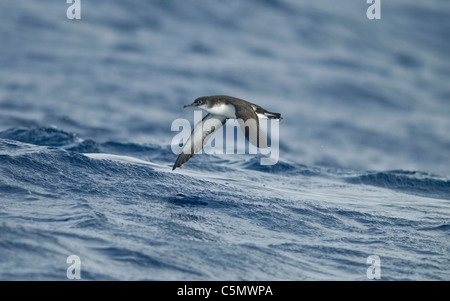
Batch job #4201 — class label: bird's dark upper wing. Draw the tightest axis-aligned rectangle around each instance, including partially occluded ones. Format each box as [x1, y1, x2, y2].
[173, 113, 227, 170]
[235, 106, 268, 148]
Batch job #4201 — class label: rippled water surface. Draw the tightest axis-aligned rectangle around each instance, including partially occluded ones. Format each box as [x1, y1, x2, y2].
[0, 0, 449, 280]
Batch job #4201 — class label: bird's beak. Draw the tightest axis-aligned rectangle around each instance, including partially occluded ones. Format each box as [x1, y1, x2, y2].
[184, 102, 195, 108]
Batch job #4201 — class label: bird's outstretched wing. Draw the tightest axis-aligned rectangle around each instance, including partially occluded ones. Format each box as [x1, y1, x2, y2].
[173, 113, 227, 170]
[235, 106, 268, 148]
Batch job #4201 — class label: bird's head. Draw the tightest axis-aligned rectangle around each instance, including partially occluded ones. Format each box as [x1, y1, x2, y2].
[184, 97, 208, 108]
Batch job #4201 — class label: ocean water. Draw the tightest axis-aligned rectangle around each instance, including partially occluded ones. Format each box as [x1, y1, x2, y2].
[0, 0, 449, 280]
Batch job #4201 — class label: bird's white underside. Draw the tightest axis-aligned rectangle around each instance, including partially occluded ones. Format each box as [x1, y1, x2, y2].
[200, 104, 236, 118]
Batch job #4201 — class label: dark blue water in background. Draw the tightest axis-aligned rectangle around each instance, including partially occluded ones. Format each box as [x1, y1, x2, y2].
[0, 0, 449, 280]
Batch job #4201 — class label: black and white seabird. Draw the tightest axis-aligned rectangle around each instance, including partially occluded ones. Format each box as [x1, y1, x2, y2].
[172, 95, 282, 170]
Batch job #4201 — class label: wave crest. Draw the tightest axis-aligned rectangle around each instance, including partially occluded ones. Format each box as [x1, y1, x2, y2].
[345, 170, 450, 200]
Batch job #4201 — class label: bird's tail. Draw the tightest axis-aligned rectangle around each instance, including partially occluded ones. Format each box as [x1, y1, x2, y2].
[265, 112, 283, 120]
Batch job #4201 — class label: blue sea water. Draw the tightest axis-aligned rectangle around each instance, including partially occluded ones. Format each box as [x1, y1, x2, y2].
[0, 0, 449, 280]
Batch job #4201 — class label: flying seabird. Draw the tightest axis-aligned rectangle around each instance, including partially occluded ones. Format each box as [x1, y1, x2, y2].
[172, 95, 282, 170]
